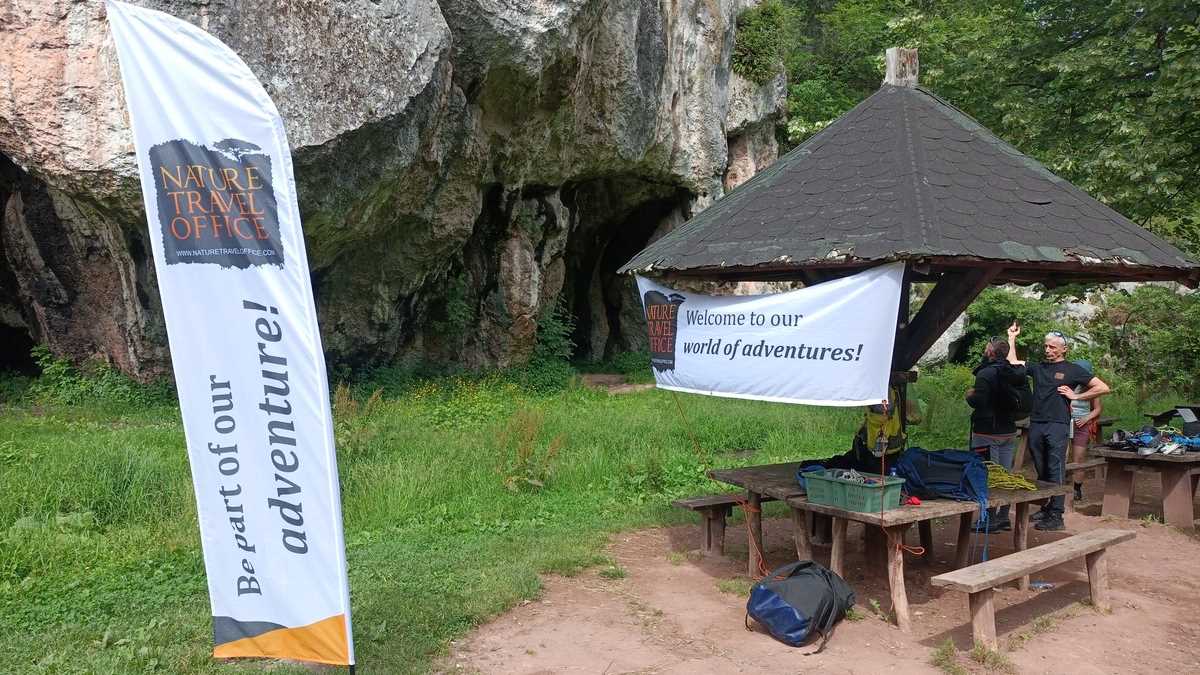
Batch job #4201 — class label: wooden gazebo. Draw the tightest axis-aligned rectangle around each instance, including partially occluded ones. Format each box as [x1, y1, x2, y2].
[620, 49, 1199, 421]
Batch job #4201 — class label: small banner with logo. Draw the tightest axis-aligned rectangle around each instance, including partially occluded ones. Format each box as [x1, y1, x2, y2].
[106, 1, 353, 666]
[636, 263, 903, 406]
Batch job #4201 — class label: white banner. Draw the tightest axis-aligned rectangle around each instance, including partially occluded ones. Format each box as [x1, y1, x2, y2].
[106, 1, 353, 665]
[637, 263, 904, 406]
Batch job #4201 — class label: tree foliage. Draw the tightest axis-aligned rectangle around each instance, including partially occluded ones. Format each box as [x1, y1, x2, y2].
[1088, 285, 1200, 399]
[733, 0, 789, 85]
[779, 0, 1200, 255]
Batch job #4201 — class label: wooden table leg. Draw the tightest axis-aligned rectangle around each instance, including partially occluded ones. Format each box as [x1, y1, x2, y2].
[748, 491, 763, 577]
[1013, 502, 1030, 590]
[955, 512, 973, 568]
[830, 518, 847, 577]
[813, 514, 832, 545]
[791, 508, 811, 561]
[1161, 465, 1196, 530]
[1013, 430, 1028, 470]
[1101, 460, 1134, 519]
[885, 525, 911, 632]
[865, 525, 887, 567]
[918, 520, 933, 561]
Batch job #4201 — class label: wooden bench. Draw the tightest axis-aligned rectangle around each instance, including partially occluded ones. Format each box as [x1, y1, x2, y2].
[931, 529, 1135, 650]
[672, 494, 775, 557]
[1066, 458, 1105, 473]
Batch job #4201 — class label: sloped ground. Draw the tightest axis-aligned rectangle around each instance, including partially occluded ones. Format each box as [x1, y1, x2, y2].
[441, 474, 1200, 674]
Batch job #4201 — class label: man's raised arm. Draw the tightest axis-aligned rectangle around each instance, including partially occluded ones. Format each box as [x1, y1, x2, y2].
[1006, 322, 1025, 366]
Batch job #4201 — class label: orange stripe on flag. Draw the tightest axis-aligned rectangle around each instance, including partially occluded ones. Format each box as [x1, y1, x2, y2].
[213, 614, 350, 665]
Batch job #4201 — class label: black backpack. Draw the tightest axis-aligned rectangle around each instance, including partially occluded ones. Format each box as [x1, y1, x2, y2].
[997, 367, 1033, 418]
[746, 560, 856, 652]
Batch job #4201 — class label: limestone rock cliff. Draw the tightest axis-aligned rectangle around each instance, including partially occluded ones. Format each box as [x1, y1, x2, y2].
[0, 0, 783, 376]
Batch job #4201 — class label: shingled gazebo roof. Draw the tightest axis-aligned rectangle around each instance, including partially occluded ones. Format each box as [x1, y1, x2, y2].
[620, 84, 1199, 286]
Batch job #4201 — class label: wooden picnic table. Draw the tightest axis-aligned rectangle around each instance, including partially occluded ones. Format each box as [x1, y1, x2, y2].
[1143, 404, 1200, 427]
[786, 482, 1068, 632]
[707, 462, 807, 576]
[709, 461, 1069, 632]
[1095, 447, 1200, 529]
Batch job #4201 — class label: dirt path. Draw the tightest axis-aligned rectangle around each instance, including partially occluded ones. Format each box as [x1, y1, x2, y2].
[442, 477, 1200, 674]
[579, 374, 655, 395]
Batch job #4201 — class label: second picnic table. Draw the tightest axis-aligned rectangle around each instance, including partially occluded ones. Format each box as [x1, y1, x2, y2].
[1095, 447, 1200, 529]
[708, 462, 1070, 631]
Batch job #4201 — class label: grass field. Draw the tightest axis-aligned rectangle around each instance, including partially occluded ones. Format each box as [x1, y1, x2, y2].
[0, 362, 1172, 673]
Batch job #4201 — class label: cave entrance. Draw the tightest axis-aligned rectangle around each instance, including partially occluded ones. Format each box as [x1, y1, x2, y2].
[562, 177, 691, 362]
[0, 153, 38, 374]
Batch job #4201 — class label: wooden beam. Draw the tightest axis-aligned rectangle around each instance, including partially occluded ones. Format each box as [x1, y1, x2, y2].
[895, 267, 1000, 370]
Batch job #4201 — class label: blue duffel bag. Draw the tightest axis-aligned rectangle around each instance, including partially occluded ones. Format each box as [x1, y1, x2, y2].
[745, 560, 855, 651]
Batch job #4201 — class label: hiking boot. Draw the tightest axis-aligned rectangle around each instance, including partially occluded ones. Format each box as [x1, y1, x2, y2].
[972, 518, 1012, 534]
[1031, 509, 1049, 522]
[1074, 483, 1084, 501]
[1035, 517, 1065, 532]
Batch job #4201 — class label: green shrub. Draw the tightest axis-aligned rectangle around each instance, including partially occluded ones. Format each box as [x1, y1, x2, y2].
[533, 298, 576, 363]
[961, 288, 1065, 364]
[732, 0, 788, 85]
[910, 365, 973, 449]
[609, 350, 654, 384]
[0, 373, 31, 404]
[1088, 285, 1200, 399]
[508, 298, 578, 393]
[26, 345, 175, 409]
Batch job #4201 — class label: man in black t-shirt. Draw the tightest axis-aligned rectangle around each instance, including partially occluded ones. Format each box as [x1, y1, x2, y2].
[1006, 323, 1109, 530]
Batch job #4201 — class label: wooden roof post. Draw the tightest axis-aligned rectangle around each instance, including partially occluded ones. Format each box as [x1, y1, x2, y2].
[884, 47, 919, 87]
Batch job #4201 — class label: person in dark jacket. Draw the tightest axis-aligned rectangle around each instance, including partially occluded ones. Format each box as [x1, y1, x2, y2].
[965, 337, 1027, 531]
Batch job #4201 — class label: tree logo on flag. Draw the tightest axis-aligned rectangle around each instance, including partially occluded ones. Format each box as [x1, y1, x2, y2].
[643, 290, 685, 372]
[150, 138, 284, 269]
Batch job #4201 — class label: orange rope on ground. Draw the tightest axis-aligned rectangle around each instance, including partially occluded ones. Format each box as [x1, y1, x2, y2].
[734, 496, 772, 578]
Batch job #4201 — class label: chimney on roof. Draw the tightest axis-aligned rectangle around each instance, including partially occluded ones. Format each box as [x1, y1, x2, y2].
[883, 47, 919, 87]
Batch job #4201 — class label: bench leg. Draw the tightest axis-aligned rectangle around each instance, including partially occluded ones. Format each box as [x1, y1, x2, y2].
[830, 518, 847, 577]
[702, 508, 727, 557]
[918, 520, 933, 562]
[1102, 461, 1134, 519]
[747, 491, 763, 577]
[955, 512, 973, 568]
[791, 508, 811, 561]
[1161, 466, 1196, 530]
[968, 588, 998, 651]
[1013, 502, 1030, 591]
[1085, 548, 1111, 612]
[885, 526, 911, 632]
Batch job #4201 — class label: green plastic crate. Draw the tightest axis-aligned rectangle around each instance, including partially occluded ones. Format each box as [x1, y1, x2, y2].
[804, 470, 905, 513]
[802, 470, 847, 508]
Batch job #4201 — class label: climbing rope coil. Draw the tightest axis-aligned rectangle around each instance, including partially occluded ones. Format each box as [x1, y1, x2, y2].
[984, 461, 1036, 490]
